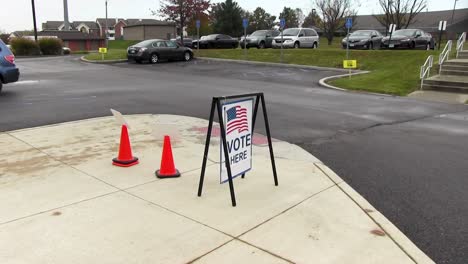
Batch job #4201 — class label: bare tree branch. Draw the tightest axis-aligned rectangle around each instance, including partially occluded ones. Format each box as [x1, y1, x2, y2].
[315, 0, 357, 45]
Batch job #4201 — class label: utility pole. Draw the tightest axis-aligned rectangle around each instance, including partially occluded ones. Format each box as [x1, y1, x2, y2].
[63, 0, 70, 31]
[450, 0, 458, 25]
[31, 0, 38, 42]
[105, 0, 108, 48]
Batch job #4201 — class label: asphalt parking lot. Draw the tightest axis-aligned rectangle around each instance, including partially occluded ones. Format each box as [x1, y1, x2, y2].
[1, 56, 468, 263]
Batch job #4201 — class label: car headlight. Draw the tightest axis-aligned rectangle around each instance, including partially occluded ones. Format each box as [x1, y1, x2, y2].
[285, 39, 293, 43]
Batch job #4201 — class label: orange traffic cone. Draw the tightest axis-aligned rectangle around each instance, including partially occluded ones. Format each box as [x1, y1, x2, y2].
[156, 135, 180, 178]
[112, 125, 139, 167]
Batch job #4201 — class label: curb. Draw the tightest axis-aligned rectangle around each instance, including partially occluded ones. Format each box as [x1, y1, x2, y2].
[196, 57, 357, 73]
[80, 56, 128, 64]
[315, 163, 435, 264]
[318, 71, 396, 97]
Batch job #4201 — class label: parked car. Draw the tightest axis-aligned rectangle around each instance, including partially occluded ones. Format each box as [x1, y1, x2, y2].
[0, 40, 20, 93]
[127, 39, 194, 64]
[192, 34, 239, 49]
[381, 29, 435, 50]
[62, 47, 71, 55]
[171, 37, 193, 48]
[341, 30, 383, 49]
[240, 30, 280, 49]
[272, 28, 319, 49]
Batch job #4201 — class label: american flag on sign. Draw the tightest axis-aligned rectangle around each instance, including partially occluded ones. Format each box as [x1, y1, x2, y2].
[226, 106, 249, 135]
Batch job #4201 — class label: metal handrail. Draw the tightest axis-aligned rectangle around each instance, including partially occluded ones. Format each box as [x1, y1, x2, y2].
[420, 55, 433, 90]
[438, 40, 452, 67]
[456, 32, 466, 58]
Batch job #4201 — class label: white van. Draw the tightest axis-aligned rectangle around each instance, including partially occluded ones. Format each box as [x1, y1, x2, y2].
[272, 28, 319, 49]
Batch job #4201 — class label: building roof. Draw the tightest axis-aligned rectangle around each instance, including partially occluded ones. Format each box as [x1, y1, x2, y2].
[72, 21, 100, 30]
[39, 30, 104, 40]
[353, 8, 468, 32]
[124, 20, 176, 28]
[42, 21, 64, 30]
[96, 18, 124, 28]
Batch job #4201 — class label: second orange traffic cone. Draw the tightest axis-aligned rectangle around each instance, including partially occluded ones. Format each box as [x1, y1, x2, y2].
[155, 135, 180, 178]
[112, 125, 139, 167]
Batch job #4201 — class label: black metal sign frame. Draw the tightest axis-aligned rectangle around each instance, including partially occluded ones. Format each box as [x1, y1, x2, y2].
[197, 93, 278, 207]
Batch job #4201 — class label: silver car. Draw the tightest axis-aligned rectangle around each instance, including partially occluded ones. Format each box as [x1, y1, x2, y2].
[272, 28, 319, 49]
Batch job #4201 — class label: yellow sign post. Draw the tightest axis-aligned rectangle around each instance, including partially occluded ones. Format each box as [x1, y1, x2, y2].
[343, 60, 357, 79]
[99, 47, 107, 60]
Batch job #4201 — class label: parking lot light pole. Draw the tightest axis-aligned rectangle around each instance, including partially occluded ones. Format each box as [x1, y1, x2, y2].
[31, 0, 38, 42]
[105, 0, 109, 48]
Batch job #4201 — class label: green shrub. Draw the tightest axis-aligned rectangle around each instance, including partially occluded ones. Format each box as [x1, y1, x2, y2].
[10, 38, 40, 56]
[38, 38, 63, 55]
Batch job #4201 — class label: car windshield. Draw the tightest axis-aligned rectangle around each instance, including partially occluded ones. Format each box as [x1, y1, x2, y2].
[282, 28, 300, 36]
[135, 40, 156, 47]
[251, 31, 267, 37]
[393, 30, 416, 37]
[351, 31, 372, 37]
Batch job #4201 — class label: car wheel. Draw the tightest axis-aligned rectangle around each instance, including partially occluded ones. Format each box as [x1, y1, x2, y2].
[150, 53, 159, 64]
[294, 42, 300, 49]
[258, 41, 265, 49]
[184, 51, 192, 62]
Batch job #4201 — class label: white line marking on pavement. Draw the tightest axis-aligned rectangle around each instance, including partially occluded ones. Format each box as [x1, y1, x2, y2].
[10, 80, 40, 85]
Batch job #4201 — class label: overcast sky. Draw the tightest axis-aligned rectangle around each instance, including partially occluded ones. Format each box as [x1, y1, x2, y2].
[1, 0, 467, 32]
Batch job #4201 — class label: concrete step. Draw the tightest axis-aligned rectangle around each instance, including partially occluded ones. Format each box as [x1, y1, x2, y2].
[423, 75, 468, 92]
[440, 69, 468, 76]
[444, 59, 468, 67]
[441, 64, 468, 71]
[458, 51, 468, 59]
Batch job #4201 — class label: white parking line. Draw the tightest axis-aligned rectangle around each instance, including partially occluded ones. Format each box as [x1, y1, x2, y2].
[10, 80, 40, 85]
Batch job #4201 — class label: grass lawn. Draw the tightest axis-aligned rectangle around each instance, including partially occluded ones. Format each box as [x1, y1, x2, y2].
[196, 47, 440, 95]
[83, 38, 461, 96]
[108, 40, 139, 49]
[84, 49, 127, 61]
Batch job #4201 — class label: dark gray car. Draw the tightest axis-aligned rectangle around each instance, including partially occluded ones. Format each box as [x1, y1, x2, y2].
[127, 39, 194, 64]
[341, 30, 383, 50]
[381, 29, 435, 50]
[240, 30, 280, 49]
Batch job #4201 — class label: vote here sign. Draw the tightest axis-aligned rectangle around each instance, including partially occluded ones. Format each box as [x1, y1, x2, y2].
[220, 98, 254, 183]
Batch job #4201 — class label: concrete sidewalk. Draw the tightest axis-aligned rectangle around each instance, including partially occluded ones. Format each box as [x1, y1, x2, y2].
[0, 114, 433, 263]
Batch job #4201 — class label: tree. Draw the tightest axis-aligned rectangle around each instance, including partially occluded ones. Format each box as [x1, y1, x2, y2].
[295, 8, 305, 27]
[211, 0, 243, 37]
[186, 12, 213, 37]
[247, 7, 276, 33]
[155, 0, 211, 43]
[279, 7, 299, 28]
[315, 0, 357, 45]
[302, 9, 322, 28]
[373, 0, 427, 32]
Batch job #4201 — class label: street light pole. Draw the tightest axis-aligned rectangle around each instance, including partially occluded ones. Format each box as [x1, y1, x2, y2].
[450, 0, 458, 25]
[105, 0, 108, 48]
[31, 0, 38, 42]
